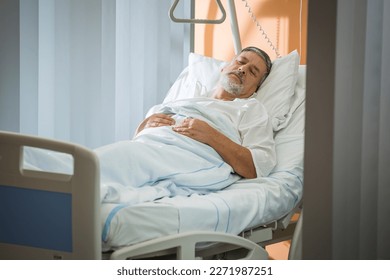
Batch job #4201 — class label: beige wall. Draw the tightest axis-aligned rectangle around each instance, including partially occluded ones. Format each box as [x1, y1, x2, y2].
[194, 0, 308, 63]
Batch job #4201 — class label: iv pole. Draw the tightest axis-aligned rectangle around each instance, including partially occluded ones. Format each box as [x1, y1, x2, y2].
[226, 0, 242, 54]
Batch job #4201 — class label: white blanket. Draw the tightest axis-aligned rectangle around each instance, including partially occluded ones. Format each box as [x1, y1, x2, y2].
[98, 98, 243, 205]
[23, 98, 274, 207]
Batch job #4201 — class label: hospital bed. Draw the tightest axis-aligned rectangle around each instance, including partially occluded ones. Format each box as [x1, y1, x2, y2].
[0, 48, 305, 260]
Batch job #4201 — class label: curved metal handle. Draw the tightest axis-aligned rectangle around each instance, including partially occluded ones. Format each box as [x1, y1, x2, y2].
[169, 0, 226, 24]
[110, 231, 269, 260]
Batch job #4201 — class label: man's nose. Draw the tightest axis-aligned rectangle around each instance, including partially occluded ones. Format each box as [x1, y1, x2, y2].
[238, 66, 246, 74]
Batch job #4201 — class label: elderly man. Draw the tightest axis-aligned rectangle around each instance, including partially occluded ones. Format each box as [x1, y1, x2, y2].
[98, 47, 275, 204]
[135, 47, 273, 179]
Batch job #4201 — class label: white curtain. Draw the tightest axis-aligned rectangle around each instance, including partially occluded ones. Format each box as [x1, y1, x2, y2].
[1, 0, 191, 148]
[332, 0, 390, 259]
[304, 0, 390, 259]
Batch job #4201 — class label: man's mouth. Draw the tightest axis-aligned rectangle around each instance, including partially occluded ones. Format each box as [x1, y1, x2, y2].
[228, 72, 243, 84]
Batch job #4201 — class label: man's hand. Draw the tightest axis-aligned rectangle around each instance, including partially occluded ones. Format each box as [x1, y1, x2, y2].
[144, 113, 175, 129]
[172, 118, 213, 144]
[135, 113, 175, 135]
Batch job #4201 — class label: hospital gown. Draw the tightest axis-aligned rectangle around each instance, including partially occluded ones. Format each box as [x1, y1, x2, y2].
[98, 97, 276, 205]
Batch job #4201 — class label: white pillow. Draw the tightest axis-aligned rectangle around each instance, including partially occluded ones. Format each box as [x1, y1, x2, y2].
[165, 50, 300, 131]
[257, 50, 300, 131]
[275, 65, 306, 134]
[188, 53, 228, 93]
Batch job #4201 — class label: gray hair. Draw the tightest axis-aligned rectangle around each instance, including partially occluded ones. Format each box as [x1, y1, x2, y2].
[240, 46, 272, 87]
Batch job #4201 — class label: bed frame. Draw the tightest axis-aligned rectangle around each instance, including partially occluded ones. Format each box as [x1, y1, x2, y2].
[0, 130, 300, 260]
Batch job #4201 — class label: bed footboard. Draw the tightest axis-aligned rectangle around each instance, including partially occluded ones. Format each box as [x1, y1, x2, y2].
[0, 131, 101, 259]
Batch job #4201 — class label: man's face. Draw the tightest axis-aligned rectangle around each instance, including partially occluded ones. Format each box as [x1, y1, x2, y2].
[220, 51, 268, 99]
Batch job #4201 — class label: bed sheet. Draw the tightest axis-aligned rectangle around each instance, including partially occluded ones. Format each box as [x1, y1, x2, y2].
[101, 163, 303, 251]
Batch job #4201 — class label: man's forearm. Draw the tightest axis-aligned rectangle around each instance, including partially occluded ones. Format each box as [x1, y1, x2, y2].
[207, 131, 257, 179]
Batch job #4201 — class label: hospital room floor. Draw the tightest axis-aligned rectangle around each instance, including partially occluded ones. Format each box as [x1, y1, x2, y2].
[266, 241, 290, 260]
